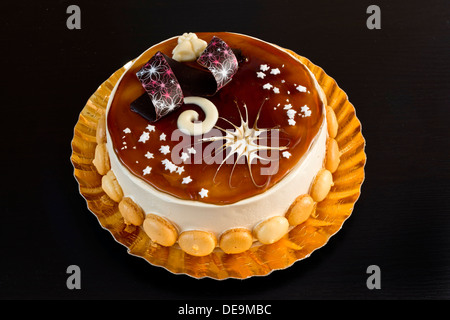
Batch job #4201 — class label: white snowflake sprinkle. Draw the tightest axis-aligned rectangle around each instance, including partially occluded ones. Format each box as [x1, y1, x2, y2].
[159, 145, 170, 155]
[273, 87, 280, 94]
[123, 128, 131, 134]
[284, 104, 292, 109]
[296, 85, 307, 92]
[187, 147, 196, 154]
[256, 72, 266, 79]
[282, 151, 292, 159]
[146, 124, 155, 132]
[138, 131, 150, 143]
[270, 68, 281, 75]
[182, 176, 193, 184]
[145, 151, 154, 159]
[301, 105, 311, 117]
[143, 166, 152, 175]
[161, 159, 177, 173]
[159, 132, 166, 141]
[176, 166, 185, 175]
[262, 83, 273, 90]
[199, 188, 209, 198]
[180, 152, 189, 162]
[287, 109, 297, 119]
[260, 64, 270, 72]
[288, 119, 296, 126]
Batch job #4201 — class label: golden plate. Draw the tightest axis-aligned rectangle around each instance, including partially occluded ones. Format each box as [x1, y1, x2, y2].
[71, 48, 366, 280]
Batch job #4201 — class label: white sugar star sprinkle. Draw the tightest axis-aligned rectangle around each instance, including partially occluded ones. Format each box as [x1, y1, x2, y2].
[263, 83, 273, 90]
[301, 105, 311, 117]
[260, 64, 270, 72]
[296, 85, 307, 92]
[282, 151, 292, 158]
[187, 147, 196, 154]
[123, 128, 131, 134]
[288, 119, 296, 126]
[182, 176, 192, 184]
[273, 87, 280, 94]
[138, 131, 150, 143]
[145, 151, 154, 159]
[256, 72, 266, 79]
[159, 132, 166, 141]
[180, 152, 189, 162]
[159, 145, 170, 155]
[270, 68, 280, 75]
[142, 166, 152, 175]
[199, 188, 209, 198]
[284, 104, 292, 110]
[146, 124, 155, 132]
[176, 166, 185, 175]
[287, 109, 296, 119]
[161, 159, 177, 173]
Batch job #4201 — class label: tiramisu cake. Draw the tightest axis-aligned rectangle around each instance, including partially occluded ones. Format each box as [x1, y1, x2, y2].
[93, 32, 340, 256]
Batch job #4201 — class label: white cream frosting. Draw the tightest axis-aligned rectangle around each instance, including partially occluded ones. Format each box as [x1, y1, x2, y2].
[105, 33, 327, 239]
[172, 32, 207, 62]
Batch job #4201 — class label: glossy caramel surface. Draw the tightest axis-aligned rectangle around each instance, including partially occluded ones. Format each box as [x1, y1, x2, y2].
[107, 32, 324, 204]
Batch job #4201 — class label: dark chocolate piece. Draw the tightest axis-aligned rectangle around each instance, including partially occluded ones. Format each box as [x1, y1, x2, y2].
[197, 36, 239, 91]
[163, 54, 217, 97]
[130, 93, 157, 122]
[136, 52, 184, 121]
[131, 38, 242, 122]
[232, 48, 247, 65]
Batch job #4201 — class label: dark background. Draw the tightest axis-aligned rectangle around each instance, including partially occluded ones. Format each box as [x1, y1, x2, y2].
[2, 0, 449, 300]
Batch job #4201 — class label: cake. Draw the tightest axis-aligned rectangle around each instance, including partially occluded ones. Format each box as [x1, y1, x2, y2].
[92, 32, 340, 257]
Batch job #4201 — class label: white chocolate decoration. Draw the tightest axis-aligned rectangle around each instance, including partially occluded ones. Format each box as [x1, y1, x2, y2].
[177, 96, 219, 136]
[172, 33, 208, 62]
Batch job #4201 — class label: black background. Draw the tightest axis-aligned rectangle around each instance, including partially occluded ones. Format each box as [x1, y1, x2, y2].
[2, 0, 449, 300]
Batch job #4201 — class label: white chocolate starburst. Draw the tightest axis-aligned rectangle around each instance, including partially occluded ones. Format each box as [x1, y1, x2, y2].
[199, 100, 288, 187]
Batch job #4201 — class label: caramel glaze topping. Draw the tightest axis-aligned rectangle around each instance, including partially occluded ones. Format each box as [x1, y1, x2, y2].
[107, 32, 324, 205]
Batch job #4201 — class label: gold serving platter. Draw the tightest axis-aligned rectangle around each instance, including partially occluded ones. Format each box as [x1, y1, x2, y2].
[71, 48, 366, 280]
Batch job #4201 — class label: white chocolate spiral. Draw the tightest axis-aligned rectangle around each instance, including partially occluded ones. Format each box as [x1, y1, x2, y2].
[177, 96, 219, 136]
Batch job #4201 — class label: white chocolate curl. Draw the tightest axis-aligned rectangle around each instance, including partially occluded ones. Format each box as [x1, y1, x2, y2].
[172, 33, 208, 62]
[177, 97, 219, 136]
